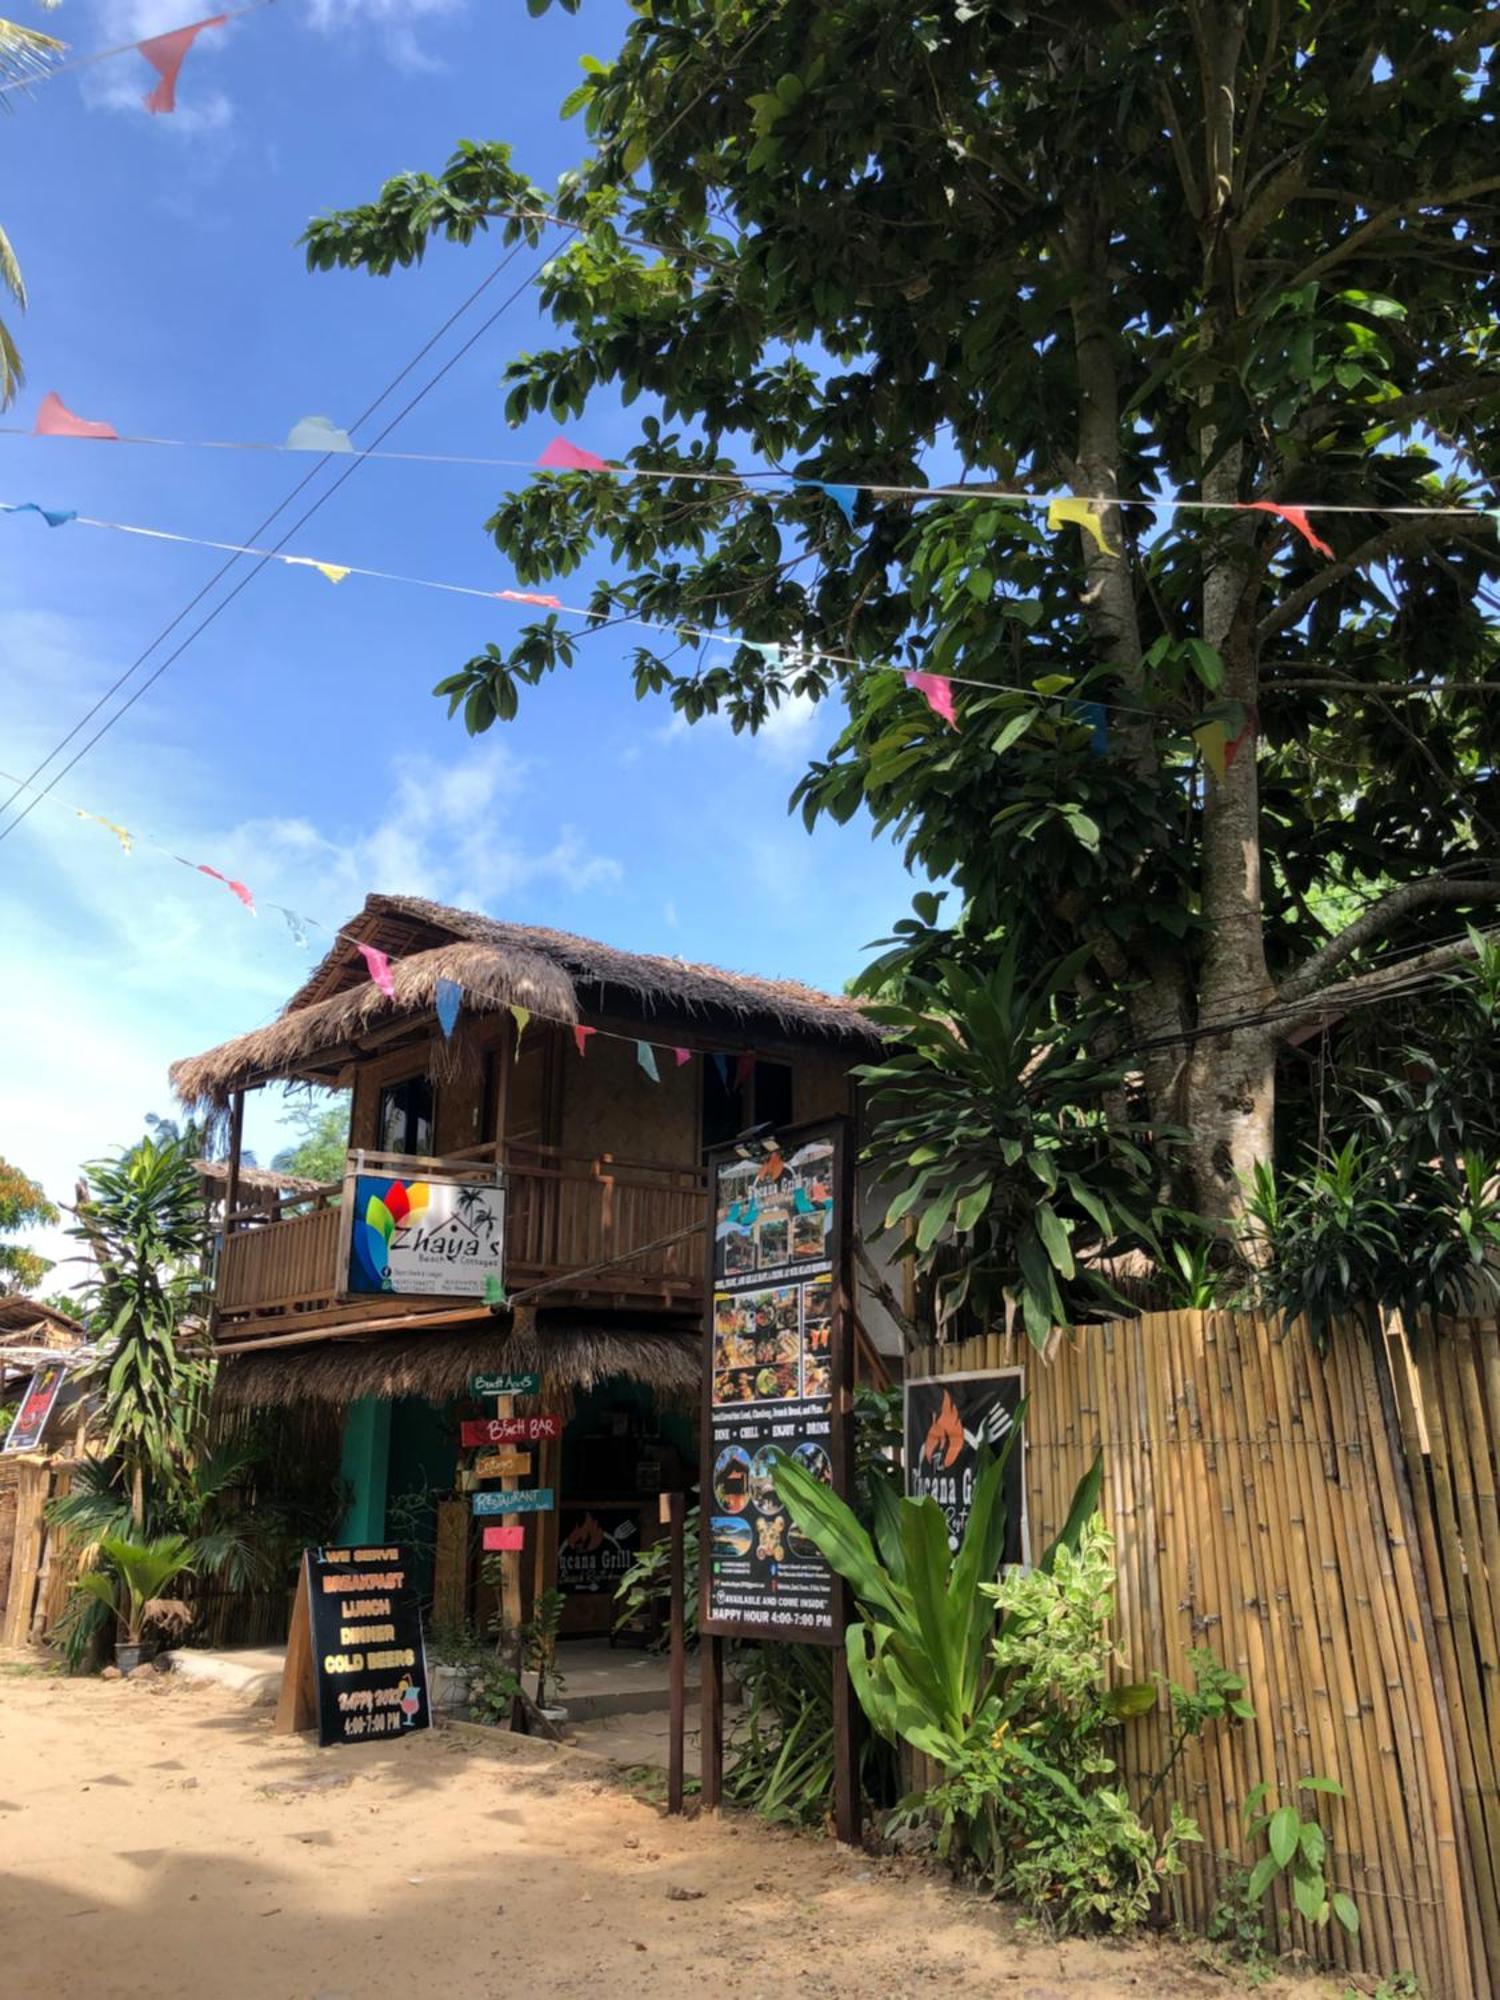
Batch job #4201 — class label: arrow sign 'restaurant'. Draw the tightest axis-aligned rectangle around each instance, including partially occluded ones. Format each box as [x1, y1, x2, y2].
[460, 1416, 560, 1447]
[470, 1371, 541, 1397]
[472, 1488, 554, 1517]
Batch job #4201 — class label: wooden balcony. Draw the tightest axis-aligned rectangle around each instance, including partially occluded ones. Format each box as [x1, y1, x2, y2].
[213, 1142, 707, 1344]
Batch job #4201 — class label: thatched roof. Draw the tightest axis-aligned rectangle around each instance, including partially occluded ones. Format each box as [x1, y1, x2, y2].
[213, 1322, 700, 1411]
[172, 892, 878, 1112]
[192, 1158, 329, 1197]
[0, 1296, 84, 1346]
[171, 937, 578, 1110]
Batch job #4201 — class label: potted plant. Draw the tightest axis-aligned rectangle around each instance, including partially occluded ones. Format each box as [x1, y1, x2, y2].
[73, 1532, 196, 1674]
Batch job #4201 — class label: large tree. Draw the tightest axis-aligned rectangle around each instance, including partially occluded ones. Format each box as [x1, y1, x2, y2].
[304, 3, 1500, 1252]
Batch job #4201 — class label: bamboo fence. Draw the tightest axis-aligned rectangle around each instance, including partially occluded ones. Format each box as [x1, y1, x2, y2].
[911, 1310, 1486, 2000]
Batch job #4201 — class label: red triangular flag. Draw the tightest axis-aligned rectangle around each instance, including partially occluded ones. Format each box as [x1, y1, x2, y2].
[139, 14, 226, 115]
[496, 589, 563, 610]
[196, 863, 254, 912]
[358, 942, 396, 998]
[573, 1024, 597, 1058]
[1241, 500, 1334, 561]
[1224, 706, 1258, 770]
[538, 436, 610, 473]
[673, 1047, 692, 1067]
[34, 391, 118, 441]
[734, 1051, 755, 1092]
[904, 670, 958, 729]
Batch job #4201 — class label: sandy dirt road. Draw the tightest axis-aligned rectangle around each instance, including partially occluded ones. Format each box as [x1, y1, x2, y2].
[0, 1666, 1340, 2000]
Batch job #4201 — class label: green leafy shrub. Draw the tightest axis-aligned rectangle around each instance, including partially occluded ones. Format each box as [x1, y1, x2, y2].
[1243, 1776, 1359, 1939]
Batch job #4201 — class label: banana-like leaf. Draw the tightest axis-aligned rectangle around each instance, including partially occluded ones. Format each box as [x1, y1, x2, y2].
[1039, 1448, 1103, 1573]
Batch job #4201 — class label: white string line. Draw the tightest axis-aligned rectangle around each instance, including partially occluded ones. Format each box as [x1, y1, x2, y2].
[6, 421, 1496, 520]
[3, 746, 1488, 1077]
[0, 0, 274, 96]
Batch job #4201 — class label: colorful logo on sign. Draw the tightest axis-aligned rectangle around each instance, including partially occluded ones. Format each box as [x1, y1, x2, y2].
[351, 1178, 430, 1293]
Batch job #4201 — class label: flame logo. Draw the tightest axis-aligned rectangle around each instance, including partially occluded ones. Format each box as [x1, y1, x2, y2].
[922, 1389, 965, 1471]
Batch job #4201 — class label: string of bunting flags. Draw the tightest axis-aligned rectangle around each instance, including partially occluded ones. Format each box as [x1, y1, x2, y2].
[8, 394, 1466, 764]
[0, 761, 791, 1090]
[0, 2, 268, 115]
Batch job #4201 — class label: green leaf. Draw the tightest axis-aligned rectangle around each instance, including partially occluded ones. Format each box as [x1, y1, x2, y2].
[1268, 1805, 1300, 1867]
[1103, 1680, 1159, 1719]
[1063, 810, 1100, 853]
[1298, 1775, 1345, 1796]
[1297, 1819, 1325, 1868]
[1246, 1852, 1280, 1904]
[1035, 1201, 1075, 1279]
[991, 712, 1034, 757]
[1330, 1891, 1360, 1936]
[1291, 1861, 1326, 1924]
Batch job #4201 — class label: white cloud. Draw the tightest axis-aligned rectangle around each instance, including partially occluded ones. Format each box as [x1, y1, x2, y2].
[303, 0, 467, 74]
[0, 734, 618, 1288]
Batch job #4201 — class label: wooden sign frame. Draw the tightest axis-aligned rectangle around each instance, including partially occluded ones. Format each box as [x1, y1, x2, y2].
[695, 1114, 859, 1842]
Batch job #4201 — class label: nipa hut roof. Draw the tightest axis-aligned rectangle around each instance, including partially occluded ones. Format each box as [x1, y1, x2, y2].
[213, 1322, 700, 1411]
[0, 1296, 85, 1346]
[192, 1158, 330, 1197]
[173, 891, 879, 1110]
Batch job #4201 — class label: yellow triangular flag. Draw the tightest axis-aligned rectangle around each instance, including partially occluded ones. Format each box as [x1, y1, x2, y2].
[1194, 720, 1229, 780]
[286, 556, 351, 584]
[75, 808, 132, 854]
[1047, 496, 1120, 559]
[510, 1004, 531, 1050]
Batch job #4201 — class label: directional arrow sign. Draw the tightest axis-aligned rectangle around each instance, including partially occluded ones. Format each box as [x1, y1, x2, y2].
[460, 1416, 561, 1447]
[472, 1488, 554, 1517]
[473, 1451, 532, 1480]
[482, 1525, 525, 1553]
[470, 1371, 541, 1398]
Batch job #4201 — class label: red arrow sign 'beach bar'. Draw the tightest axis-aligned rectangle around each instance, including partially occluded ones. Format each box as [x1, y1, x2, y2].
[460, 1415, 562, 1448]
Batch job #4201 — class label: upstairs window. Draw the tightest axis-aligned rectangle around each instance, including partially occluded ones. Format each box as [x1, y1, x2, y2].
[700, 1057, 793, 1154]
[378, 1075, 434, 1157]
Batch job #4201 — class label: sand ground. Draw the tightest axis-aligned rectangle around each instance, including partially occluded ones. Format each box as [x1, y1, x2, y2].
[0, 1662, 1343, 2000]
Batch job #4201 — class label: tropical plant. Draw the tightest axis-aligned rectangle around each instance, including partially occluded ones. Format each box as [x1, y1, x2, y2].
[1242, 1776, 1359, 1941]
[0, 1155, 59, 1294]
[71, 1134, 210, 1521]
[1244, 937, 1500, 1344]
[71, 1533, 195, 1645]
[859, 952, 1167, 1342]
[1144, 1647, 1256, 1809]
[771, 1424, 1101, 1765]
[0, 10, 63, 408]
[304, 3, 1500, 1266]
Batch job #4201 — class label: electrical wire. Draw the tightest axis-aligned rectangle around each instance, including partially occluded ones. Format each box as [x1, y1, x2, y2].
[0, 242, 557, 849]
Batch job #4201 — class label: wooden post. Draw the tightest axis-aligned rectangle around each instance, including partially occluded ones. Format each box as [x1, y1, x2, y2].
[222, 1089, 245, 1234]
[700, 1633, 724, 1810]
[832, 1634, 861, 1846]
[662, 1491, 686, 1814]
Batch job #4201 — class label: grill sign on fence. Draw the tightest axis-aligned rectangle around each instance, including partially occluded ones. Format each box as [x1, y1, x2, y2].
[903, 1368, 1027, 1564]
[699, 1118, 850, 1646]
[2, 1362, 68, 1454]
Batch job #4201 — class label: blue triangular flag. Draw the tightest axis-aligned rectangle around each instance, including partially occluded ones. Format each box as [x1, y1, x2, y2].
[435, 977, 462, 1040]
[637, 1040, 660, 1083]
[3, 501, 76, 528]
[1082, 700, 1108, 755]
[711, 1051, 730, 1088]
[287, 415, 355, 454]
[797, 480, 857, 527]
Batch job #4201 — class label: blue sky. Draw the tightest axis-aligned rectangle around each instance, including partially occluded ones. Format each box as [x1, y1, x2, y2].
[0, 0, 913, 1277]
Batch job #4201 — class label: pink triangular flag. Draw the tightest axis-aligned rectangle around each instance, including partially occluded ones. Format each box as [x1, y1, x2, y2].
[904, 670, 958, 729]
[358, 942, 396, 998]
[573, 1024, 597, 1058]
[673, 1047, 692, 1067]
[138, 14, 226, 115]
[195, 863, 254, 913]
[1241, 500, 1334, 561]
[734, 1051, 755, 1092]
[538, 436, 610, 473]
[496, 589, 564, 610]
[34, 391, 118, 442]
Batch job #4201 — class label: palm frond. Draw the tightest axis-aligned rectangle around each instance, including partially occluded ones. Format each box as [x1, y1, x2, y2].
[0, 19, 64, 93]
[0, 223, 25, 308]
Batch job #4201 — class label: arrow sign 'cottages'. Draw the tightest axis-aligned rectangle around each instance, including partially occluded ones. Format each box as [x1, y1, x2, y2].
[473, 1451, 532, 1480]
[460, 1415, 561, 1448]
[472, 1488, 554, 1517]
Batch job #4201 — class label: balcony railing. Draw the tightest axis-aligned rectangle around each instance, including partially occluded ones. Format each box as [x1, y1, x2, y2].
[213, 1141, 707, 1336]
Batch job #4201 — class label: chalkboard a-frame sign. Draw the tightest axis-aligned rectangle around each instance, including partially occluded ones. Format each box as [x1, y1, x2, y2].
[274, 1546, 430, 1748]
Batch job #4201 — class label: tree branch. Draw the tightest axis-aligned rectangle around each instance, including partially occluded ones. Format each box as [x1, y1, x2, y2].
[1255, 516, 1454, 643]
[1284, 176, 1500, 291]
[1279, 877, 1500, 1007]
